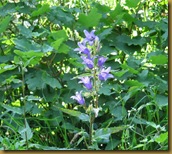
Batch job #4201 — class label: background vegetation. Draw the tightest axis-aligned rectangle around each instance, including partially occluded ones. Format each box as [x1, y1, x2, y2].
[0, 0, 168, 150]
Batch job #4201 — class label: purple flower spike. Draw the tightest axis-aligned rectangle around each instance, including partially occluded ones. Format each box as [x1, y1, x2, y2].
[83, 30, 99, 46]
[74, 42, 90, 56]
[98, 67, 114, 81]
[71, 91, 85, 105]
[78, 76, 93, 90]
[98, 56, 107, 67]
[81, 56, 94, 69]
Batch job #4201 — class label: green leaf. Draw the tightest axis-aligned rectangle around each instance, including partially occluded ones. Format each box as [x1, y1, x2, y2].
[155, 132, 168, 143]
[51, 38, 65, 51]
[99, 84, 112, 96]
[14, 38, 41, 52]
[26, 71, 44, 91]
[18, 120, 33, 140]
[31, 4, 50, 17]
[78, 8, 102, 28]
[58, 108, 89, 122]
[155, 95, 168, 108]
[50, 30, 68, 41]
[0, 16, 11, 33]
[150, 55, 168, 65]
[116, 35, 146, 46]
[42, 71, 61, 89]
[110, 106, 127, 121]
[121, 63, 139, 74]
[125, 80, 145, 87]
[14, 50, 43, 66]
[17, 24, 32, 38]
[1, 104, 22, 115]
[112, 70, 128, 78]
[58, 43, 70, 54]
[125, 0, 140, 8]
[0, 63, 16, 74]
[94, 126, 127, 143]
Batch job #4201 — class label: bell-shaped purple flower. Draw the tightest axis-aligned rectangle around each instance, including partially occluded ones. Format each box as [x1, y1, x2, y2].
[98, 56, 107, 67]
[81, 56, 94, 69]
[98, 67, 114, 81]
[74, 42, 90, 56]
[83, 30, 99, 46]
[71, 91, 85, 105]
[78, 76, 93, 90]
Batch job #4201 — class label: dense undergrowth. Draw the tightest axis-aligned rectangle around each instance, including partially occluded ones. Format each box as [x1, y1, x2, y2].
[0, 0, 168, 150]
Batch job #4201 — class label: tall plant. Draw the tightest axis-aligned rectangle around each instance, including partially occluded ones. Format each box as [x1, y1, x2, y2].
[71, 30, 114, 146]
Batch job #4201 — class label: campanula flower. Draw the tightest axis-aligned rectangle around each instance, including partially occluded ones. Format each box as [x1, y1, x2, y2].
[98, 56, 107, 67]
[78, 76, 93, 90]
[98, 67, 114, 81]
[81, 56, 94, 69]
[71, 91, 85, 105]
[83, 30, 99, 46]
[74, 42, 90, 56]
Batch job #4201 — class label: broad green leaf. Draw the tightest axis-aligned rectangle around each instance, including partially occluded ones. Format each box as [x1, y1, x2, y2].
[26, 71, 45, 91]
[42, 71, 61, 89]
[105, 139, 120, 150]
[14, 38, 41, 52]
[0, 16, 11, 33]
[50, 30, 68, 41]
[18, 120, 33, 140]
[51, 38, 64, 51]
[99, 84, 112, 96]
[155, 132, 168, 143]
[1, 104, 22, 115]
[125, 0, 140, 8]
[113, 70, 128, 78]
[116, 35, 146, 46]
[58, 43, 70, 54]
[94, 126, 127, 143]
[78, 8, 102, 28]
[58, 108, 89, 122]
[17, 24, 32, 38]
[121, 63, 139, 74]
[125, 80, 145, 87]
[31, 4, 50, 17]
[110, 106, 127, 121]
[0, 63, 16, 74]
[14, 50, 43, 66]
[150, 55, 168, 65]
[155, 95, 168, 108]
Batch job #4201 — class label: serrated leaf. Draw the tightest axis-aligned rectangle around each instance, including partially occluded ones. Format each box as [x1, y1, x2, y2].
[78, 8, 102, 28]
[0, 16, 11, 33]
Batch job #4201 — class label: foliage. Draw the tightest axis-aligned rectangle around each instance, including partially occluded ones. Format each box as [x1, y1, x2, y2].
[0, 0, 168, 150]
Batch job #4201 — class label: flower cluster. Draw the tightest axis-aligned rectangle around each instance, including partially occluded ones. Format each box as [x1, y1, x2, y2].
[71, 30, 114, 105]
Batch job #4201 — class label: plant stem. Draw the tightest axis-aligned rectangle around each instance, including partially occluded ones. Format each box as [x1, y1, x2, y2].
[21, 67, 29, 149]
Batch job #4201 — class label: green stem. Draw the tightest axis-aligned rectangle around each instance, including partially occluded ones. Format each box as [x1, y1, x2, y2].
[21, 67, 29, 149]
